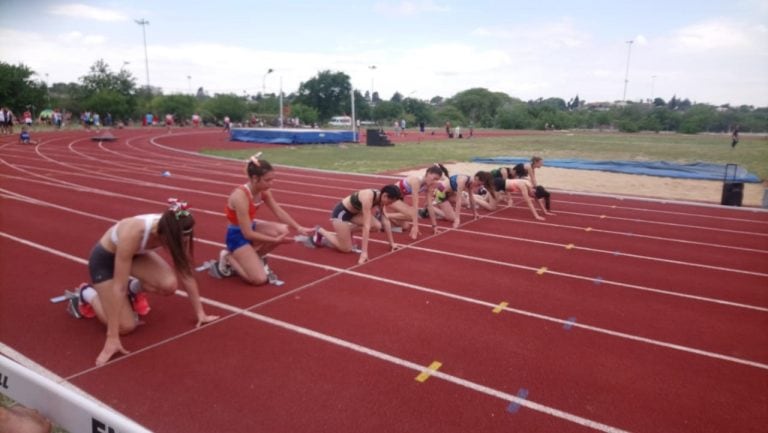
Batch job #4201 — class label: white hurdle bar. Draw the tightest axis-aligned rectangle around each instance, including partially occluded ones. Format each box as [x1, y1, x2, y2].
[0, 354, 151, 433]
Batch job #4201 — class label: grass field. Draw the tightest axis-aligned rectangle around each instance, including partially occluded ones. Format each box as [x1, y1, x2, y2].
[202, 130, 768, 180]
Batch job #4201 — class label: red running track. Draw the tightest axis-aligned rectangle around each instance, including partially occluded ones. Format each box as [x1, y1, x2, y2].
[1, 128, 767, 433]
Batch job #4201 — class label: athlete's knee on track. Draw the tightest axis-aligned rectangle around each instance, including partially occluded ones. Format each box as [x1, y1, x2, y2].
[119, 318, 138, 334]
[153, 274, 178, 296]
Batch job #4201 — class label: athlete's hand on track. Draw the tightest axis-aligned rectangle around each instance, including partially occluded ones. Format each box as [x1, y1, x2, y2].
[196, 314, 220, 327]
[96, 336, 129, 366]
[409, 225, 419, 240]
[357, 252, 369, 265]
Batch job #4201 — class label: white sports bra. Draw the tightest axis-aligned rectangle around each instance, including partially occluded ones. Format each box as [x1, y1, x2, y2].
[110, 214, 160, 254]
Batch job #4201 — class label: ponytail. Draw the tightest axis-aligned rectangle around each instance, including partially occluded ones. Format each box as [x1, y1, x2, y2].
[475, 171, 496, 199]
[246, 152, 274, 180]
[158, 199, 195, 276]
[426, 162, 449, 178]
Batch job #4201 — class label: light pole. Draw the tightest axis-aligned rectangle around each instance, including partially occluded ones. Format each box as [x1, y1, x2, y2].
[262, 68, 273, 95]
[279, 75, 284, 128]
[135, 18, 150, 90]
[368, 65, 376, 103]
[622, 40, 634, 102]
[44, 73, 50, 107]
[187, 75, 192, 95]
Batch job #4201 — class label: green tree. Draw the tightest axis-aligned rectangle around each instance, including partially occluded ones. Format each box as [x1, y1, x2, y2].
[289, 103, 319, 126]
[202, 93, 249, 124]
[352, 90, 373, 121]
[294, 70, 352, 122]
[401, 98, 434, 125]
[496, 103, 533, 129]
[372, 100, 403, 123]
[78, 59, 138, 120]
[151, 94, 197, 124]
[678, 104, 717, 133]
[0, 62, 47, 115]
[448, 88, 504, 127]
[433, 105, 466, 127]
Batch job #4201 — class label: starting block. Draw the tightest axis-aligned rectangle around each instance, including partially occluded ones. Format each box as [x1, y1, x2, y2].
[49, 294, 69, 304]
[295, 235, 316, 249]
[199, 259, 284, 286]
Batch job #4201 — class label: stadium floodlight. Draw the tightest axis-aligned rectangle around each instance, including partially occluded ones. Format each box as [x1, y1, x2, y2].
[263, 68, 274, 95]
[622, 40, 634, 102]
[135, 19, 151, 90]
[368, 65, 376, 103]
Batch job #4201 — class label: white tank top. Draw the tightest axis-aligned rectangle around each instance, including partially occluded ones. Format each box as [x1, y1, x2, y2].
[110, 214, 160, 254]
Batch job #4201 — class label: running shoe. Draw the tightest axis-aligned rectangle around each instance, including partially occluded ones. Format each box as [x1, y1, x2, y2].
[312, 227, 325, 247]
[76, 283, 96, 319]
[208, 260, 225, 279]
[217, 249, 233, 277]
[65, 291, 82, 319]
[129, 291, 151, 316]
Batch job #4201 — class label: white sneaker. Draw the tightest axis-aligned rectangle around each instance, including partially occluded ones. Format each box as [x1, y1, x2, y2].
[217, 250, 233, 277]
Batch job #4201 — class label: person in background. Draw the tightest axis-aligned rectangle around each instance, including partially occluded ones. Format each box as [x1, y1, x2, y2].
[18, 126, 38, 145]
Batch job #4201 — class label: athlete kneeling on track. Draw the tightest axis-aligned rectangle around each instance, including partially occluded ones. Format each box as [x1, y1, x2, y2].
[386, 163, 448, 237]
[429, 171, 495, 228]
[312, 185, 403, 265]
[211, 153, 311, 285]
[66, 199, 219, 366]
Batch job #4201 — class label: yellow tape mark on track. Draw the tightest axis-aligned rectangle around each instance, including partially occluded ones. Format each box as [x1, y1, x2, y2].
[537, 267, 548, 275]
[492, 302, 509, 314]
[585, 227, 592, 232]
[415, 361, 442, 382]
[565, 243, 574, 250]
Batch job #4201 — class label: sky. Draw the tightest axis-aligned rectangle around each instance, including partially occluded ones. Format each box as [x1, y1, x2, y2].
[1, 0, 767, 107]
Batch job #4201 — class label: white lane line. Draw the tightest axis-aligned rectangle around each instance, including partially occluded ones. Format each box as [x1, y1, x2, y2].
[3, 227, 767, 372]
[0, 233, 630, 433]
[3, 183, 767, 313]
[460, 228, 768, 277]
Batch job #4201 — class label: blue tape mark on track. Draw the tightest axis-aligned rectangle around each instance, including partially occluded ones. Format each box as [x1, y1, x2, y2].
[593, 276, 603, 285]
[563, 317, 577, 330]
[506, 388, 529, 414]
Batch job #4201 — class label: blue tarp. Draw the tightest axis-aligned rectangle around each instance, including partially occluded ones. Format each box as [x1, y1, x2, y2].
[230, 128, 355, 144]
[471, 157, 761, 183]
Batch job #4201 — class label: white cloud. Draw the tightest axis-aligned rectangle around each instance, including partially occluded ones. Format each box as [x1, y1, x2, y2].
[472, 18, 591, 50]
[48, 4, 128, 22]
[373, 0, 451, 17]
[57, 31, 106, 45]
[671, 20, 753, 51]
